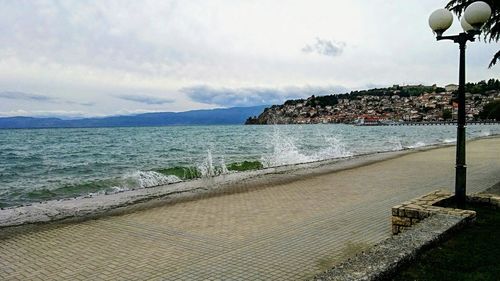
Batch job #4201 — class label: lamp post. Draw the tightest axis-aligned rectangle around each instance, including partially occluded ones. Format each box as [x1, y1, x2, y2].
[428, 1, 492, 208]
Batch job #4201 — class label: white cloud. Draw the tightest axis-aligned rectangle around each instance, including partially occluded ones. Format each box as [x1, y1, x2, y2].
[302, 38, 346, 57]
[0, 0, 497, 117]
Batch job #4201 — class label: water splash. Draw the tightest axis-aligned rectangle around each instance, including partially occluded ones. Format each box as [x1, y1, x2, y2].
[198, 149, 215, 176]
[220, 158, 229, 174]
[197, 149, 228, 177]
[478, 130, 491, 137]
[386, 137, 403, 151]
[312, 136, 353, 160]
[406, 141, 426, 149]
[261, 128, 311, 167]
[125, 171, 181, 188]
[261, 127, 351, 167]
[110, 186, 128, 193]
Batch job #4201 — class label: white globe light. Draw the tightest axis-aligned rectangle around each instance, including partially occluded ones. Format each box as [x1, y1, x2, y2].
[464, 1, 492, 29]
[460, 17, 474, 33]
[429, 9, 453, 36]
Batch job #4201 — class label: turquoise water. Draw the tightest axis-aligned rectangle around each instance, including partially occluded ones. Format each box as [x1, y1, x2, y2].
[1, 124, 499, 208]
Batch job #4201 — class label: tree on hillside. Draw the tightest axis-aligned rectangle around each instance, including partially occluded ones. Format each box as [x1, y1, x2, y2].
[479, 100, 500, 120]
[443, 109, 453, 120]
[446, 0, 499, 67]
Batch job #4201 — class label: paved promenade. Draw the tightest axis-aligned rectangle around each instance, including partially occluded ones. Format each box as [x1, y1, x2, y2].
[1, 138, 499, 280]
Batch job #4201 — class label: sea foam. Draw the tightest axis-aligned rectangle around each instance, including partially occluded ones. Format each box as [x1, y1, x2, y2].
[127, 171, 182, 188]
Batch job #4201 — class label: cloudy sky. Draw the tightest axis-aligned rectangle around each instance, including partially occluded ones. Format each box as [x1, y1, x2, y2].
[0, 0, 498, 117]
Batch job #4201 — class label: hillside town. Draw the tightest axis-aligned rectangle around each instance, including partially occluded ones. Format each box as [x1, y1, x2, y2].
[246, 80, 500, 125]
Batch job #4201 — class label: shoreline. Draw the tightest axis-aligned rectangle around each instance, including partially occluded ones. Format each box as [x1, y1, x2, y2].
[2, 126, 498, 209]
[0, 135, 498, 231]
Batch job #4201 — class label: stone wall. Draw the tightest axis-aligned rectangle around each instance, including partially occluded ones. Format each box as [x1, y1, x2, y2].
[391, 190, 476, 235]
[467, 193, 500, 208]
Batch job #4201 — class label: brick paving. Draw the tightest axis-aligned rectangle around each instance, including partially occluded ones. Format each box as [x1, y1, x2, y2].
[1, 138, 499, 280]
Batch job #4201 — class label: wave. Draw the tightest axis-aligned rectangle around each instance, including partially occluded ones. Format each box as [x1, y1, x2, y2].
[477, 130, 491, 137]
[405, 141, 426, 149]
[125, 171, 181, 188]
[385, 137, 403, 151]
[17, 171, 182, 205]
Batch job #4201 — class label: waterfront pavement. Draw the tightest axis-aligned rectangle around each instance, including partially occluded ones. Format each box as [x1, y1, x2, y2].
[1, 138, 499, 280]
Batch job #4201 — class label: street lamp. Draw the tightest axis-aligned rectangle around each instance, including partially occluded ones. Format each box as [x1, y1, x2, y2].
[428, 1, 492, 208]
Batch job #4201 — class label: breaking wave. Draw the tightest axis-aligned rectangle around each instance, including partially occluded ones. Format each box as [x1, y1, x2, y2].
[405, 141, 427, 149]
[260, 127, 352, 167]
[125, 171, 181, 188]
[386, 137, 404, 151]
[21, 171, 182, 204]
[477, 130, 491, 137]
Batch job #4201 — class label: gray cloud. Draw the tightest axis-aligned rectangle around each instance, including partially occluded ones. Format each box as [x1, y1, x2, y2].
[0, 91, 57, 102]
[117, 95, 175, 105]
[0, 91, 94, 107]
[182, 85, 348, 107]
[302, 38, 346, 57]
[66, 101, 96, 107]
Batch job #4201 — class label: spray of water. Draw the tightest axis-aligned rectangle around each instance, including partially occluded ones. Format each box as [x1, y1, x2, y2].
[197, 149, 229, 177]
[86, 171, 182, 197]
[312, 136, 353, 160]
[478, 130, 491, 137]
[386, 136, 403, 151]
[261, 126, 352, 167]
[128, 171, 181, 188]
[406, 141, 426, 149]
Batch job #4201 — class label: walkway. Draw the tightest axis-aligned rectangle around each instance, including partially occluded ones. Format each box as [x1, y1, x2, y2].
[1, 138, 499, 280]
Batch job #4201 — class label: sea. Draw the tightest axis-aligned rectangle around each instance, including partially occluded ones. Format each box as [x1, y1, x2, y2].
[1, 124, 499, 208]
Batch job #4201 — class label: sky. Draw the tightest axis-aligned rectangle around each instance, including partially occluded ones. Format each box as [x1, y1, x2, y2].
[0, 0, 498, 118]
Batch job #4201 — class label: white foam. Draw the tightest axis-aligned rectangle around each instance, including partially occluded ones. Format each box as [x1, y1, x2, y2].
[126, 171, 181, 188]
[478, 130, 491, 137]
[110, 186, 128, 193]
[312, 136, 353, 160]
[261, 127, 352, 167]
[261, 131, 310, 167]
[197, 149, 228, 177]
[220, 158, 229, 174]
[198, 149, 215, 176]
[85, 172, 181, 197]
[406, 141, 426, 149]
[386, 137, 403, 151]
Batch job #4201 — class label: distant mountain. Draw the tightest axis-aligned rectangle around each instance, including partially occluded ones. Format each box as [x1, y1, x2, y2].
[0, 106, 268, 129]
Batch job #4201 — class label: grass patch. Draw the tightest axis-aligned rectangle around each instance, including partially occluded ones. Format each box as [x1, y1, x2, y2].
[226, 161, 263, 172]
[392, 205, 500, 281]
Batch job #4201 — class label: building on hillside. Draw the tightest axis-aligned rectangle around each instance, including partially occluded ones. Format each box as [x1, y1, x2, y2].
[445, 84, 459, 92]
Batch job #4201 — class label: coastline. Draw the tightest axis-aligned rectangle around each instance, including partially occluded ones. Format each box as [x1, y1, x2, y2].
[0, 135, 498, 231]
